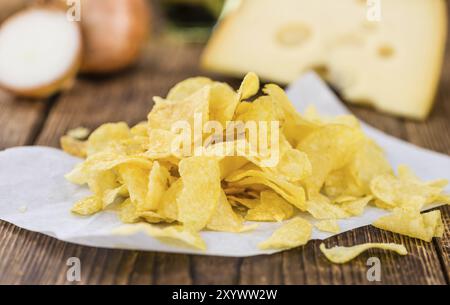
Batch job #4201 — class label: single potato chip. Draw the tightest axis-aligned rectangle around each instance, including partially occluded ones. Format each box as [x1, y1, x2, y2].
[144, 161, 170, 211]
[297, 124, 365, 195]
[87, 122, 130, 156]
[320, 243, 407, 264]
[373, 209, 444, 242]
[238, 72, 259, 100]
[246, 190, 294, 222]
[315, 220, 341, 234]
[60, 136, 87, 158]
[166, 77, 212, 101]
[207, 190, 255, 233]
[258, 217, 312, 250]
[371, 165, 448, 211]
[306, 193, 349, 220]
[177, 157, 221, 231]
[71, 195, 102, 216]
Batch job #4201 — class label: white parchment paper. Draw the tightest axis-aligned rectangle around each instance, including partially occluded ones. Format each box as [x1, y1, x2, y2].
[0, 72, 449, 257]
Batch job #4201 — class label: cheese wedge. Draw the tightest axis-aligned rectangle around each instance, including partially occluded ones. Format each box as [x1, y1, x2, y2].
[202, 0, 447, 119]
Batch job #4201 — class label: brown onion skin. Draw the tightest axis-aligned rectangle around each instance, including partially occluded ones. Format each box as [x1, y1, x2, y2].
[79, 0, 151, 74]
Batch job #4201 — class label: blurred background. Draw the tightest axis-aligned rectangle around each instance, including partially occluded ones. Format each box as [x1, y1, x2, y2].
[0, 0, 449, 154]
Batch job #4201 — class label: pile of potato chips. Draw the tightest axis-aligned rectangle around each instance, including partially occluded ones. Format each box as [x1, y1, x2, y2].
[61, 73, 449, 261]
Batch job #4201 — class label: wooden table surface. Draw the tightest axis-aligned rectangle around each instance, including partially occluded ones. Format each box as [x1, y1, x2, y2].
[1, 9, 449, 285]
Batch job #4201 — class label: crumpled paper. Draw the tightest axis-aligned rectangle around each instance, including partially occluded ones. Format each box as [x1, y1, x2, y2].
[0, 72, 448, 257]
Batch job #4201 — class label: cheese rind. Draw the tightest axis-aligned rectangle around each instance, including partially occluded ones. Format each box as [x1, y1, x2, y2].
[202, 0, 447, 119]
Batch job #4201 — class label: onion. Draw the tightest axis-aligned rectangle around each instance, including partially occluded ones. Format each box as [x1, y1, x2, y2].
[79, 0, 151, 74]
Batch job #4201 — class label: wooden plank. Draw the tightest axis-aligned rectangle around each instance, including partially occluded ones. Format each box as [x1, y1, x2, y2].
[0, 91, 48, 149]
[0, 90, 52, 284]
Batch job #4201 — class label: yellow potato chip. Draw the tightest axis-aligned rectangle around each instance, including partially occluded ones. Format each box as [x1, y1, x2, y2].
[373, 209, 444, 242]
[207, 190, 255, 233]
[262, 84, 317, 146]
[209, 82, 239, 126]
[143, 161, 170, 211]
[66, 152, 152, 185]
[324, 139, 392, 198]
[238, 72, 259, 100]
[88, 170, 119, 197]
[102, 184, 128, 208]
[261, 135, 311, 182]
[118, 164, 149, 209]
[157, 178, 183, 221]
[177, 157, 221, 231]
[166, 77, 212, 101]
[219, 156, 248, 179]
[118, 198, 140, 223]
[227, 174, 305, 210]
[246, 190, 294, 222]
[227, 195, 260, 209]
[139, 211, 166, 223]
[226, 163, 306, 208]
[338, 195, 373, 216]
[320, 243, 407, 264]
[148, 86, 210, 131]
[306, 193, 349, 220]
[297, 124, 365, 195]
[87, 122, 130, 156]
[258, 217, 312, 250]
[67, 127, 90, 140]
[71, 195, 102, 216]
[60, 136, 87, 158]
[370, 166, 447, 211]
[315, 219, 341, 234]
[130, 122, 148, 137]
[113, 223, 206, 250]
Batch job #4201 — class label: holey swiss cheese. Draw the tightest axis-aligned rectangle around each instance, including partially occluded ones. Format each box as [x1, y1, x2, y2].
[202, 0, 447, 119]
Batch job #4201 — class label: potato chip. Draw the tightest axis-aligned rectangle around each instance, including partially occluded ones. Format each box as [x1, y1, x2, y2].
[227, 173, 305, 210]
[118, 164, 149, 209]
[262, 84, 317, 146]
[338, 195, 373, 217]
[324, 139, 392, 197]
[209, 82, 239, 126]
[143, 161, 170, 211]
[306, 193, 349, 220]
[71, 195, 102, 216]
[88, 170, 118, 197]
[166, 77, 212, 101]
[261, 135, 311, 182]
[60, 136, 87, 158]
[258, 217, 312, 250]
[297, 124, 365, 195]
[238, 72, 259, 100]
[86, 122, 130, 156]
[130, 122, 148, 137]
[113, 223, 206, 250]
[320, 243, 407, 264]
[246, 190, 294, 222]
[227, 195, 260, 209]
[66, 152, 152, 185]
[103, 184, 128, 208]
[157, 178, 183, 221]
[67, 127, 90, 140]
[207, 190, 255, 232]
[118, 198, 140, 223]
[370, 165, 447, 211]
[315, 220, 340, 234]
[373, 209, 444, 242]
[148, 86, 210, 131]
[177, 156, 221, 231]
